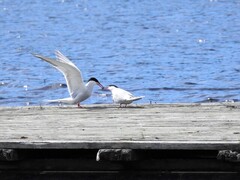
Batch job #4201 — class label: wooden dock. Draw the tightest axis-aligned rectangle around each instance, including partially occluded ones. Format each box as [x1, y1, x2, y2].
[1, 103, 240, 179]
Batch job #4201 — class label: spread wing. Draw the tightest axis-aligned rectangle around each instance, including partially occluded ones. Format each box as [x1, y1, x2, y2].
[33, 51, 85, 98]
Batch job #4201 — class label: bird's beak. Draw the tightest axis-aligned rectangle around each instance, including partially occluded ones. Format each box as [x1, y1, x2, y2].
[100, 86, 110, 91]
[105, 86, 110, 90]
[97, 83, 104, 90]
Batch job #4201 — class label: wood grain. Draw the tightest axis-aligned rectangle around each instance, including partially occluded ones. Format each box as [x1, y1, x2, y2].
[0, 103, 240, 150]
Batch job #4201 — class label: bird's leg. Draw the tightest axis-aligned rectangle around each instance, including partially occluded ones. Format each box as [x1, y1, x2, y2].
[125, 104, 127, 108]
[77, 103, 83, 108]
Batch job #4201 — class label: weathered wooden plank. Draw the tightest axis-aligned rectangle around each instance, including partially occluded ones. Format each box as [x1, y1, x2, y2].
[1, 171, 240, 180]
[1, 141, 240, 150]
[0, 103, 240, 150]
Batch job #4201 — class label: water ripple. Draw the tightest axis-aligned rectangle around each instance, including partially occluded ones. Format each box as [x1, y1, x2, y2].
[1, 0, 240, 105]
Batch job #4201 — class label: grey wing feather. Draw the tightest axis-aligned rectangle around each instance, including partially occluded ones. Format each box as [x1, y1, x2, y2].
[119, 88, 144, 101]
[55, 50, 77, 68]
[129, 96, 144, 101]
[33, 52, 85, 98]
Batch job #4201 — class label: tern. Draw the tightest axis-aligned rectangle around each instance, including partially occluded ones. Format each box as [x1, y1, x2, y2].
[106, 85, 144, 107]
[33, 50, 104, 107]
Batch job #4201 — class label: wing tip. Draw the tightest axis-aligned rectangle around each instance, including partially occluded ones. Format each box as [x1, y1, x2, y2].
[130, 96, 144, 101]
[32, 53, 42, 58]
[55, 49, 61, 55]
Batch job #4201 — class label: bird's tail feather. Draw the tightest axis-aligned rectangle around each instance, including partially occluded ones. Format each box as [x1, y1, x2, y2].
[129, 96, 144, 102]
[44, 97, 75, 104]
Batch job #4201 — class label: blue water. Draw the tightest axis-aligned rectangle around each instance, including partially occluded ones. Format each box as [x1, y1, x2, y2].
[1, 0, 240, 106]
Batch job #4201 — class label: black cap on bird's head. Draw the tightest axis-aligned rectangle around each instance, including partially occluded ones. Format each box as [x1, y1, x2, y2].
[88, 77, 100, 83]
[88, 77, 104, 89]
[105, 84, 119, 91]
[108, 85, 118, 88]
